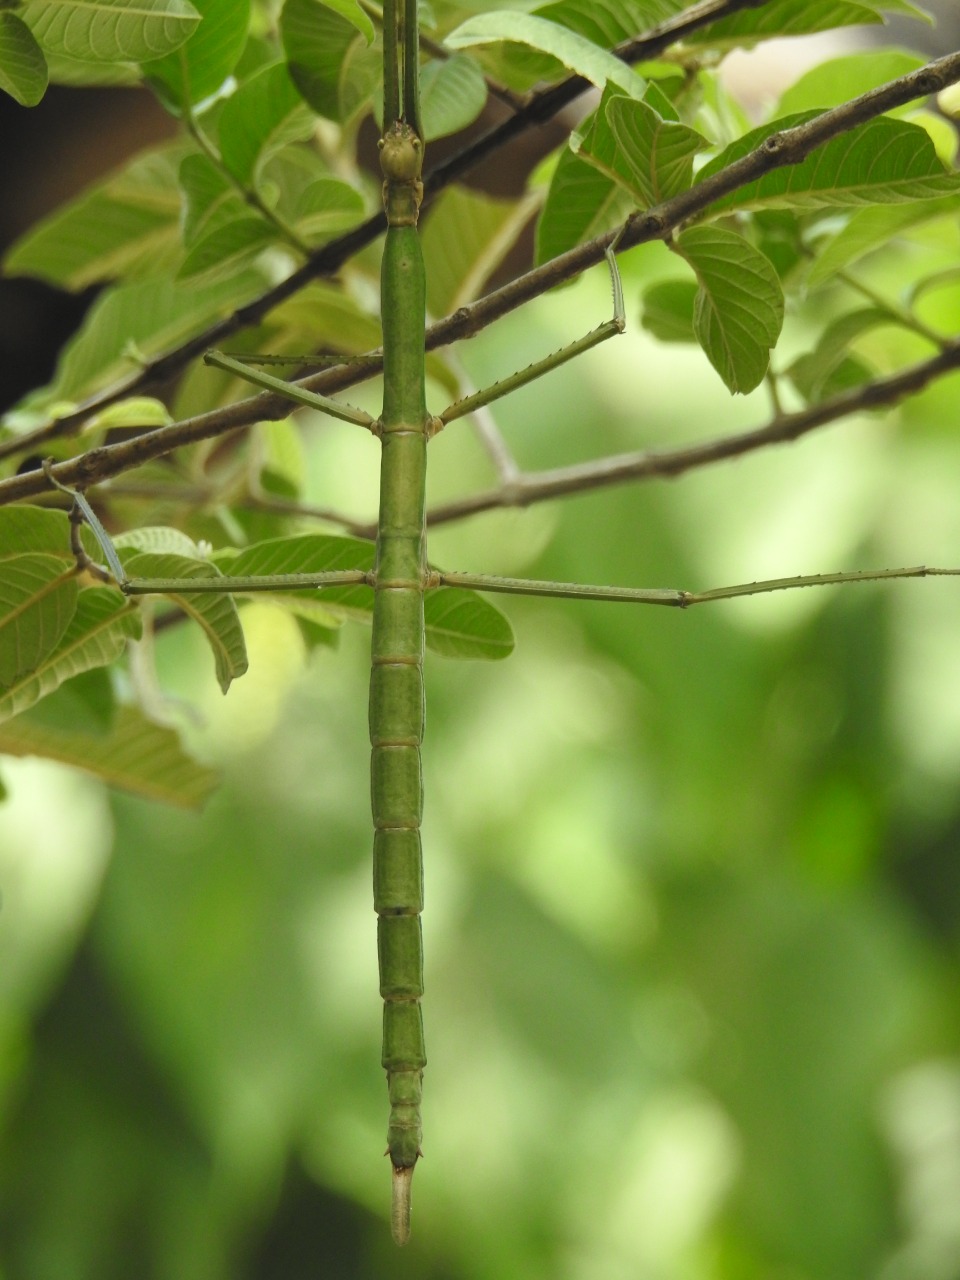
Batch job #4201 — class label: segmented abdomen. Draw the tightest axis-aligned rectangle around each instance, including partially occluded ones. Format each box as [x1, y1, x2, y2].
[371, 220, 428, 1176]
[371, 580, 425, 1169]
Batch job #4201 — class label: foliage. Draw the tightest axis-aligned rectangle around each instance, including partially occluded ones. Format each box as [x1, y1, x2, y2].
[1, 0, 960, 1275]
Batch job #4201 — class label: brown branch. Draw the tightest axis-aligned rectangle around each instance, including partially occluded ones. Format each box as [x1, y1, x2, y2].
[0, 0, 773, 461]
[419, 338, 960, 528]
[3, 49, 960, 507]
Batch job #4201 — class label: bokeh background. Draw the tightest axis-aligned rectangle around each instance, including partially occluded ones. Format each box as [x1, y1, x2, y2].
[2, 9, 960, 1278]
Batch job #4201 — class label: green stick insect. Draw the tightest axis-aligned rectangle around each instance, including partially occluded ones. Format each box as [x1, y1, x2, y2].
[41, 1, 960, 1248]
[45, 0, 632, 1244]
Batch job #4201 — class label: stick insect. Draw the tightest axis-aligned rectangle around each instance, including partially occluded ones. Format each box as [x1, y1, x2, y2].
[39, 2, 960, 1248]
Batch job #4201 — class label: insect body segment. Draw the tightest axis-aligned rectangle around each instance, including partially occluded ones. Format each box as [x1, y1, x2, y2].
[372, 14, 429, 1234]
[379, 122, 424, 228]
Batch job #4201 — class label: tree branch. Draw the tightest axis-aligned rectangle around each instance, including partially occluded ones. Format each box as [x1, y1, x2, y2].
[3, 49, 959, 507]
[419, 338, 960, 528]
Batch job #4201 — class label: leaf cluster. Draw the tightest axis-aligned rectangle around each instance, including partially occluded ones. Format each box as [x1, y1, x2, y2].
[0, 0, 957, 799]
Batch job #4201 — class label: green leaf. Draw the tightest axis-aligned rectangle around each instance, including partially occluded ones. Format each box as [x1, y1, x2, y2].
[256, 147, 365, 244]
[698, 116, 960, 216]
[420, 53, 487, 142]
[123, 552, 248, 693]
[753, 210, 805, 280]
[291, 177, 364, 243]
[688, 0, 882, 47]
[423, 589, 515, 661]
[907, 265, 960, 307]
[421, 186, 530, 318]
[218, 62, 316, 185]
[807, 197, 960, 287]
[676, 227, 784, 395]
[3, 147, 183, 290]
[0, 505, 74, 559]
[42, 48, 139, 85]
[145, 0, 250, 108]
[0, 587, 141, 725]
[0, 555, 79, 691]
[577, 86, 707, 206]
[178, 152, 246, 247]
[295, 615, 340, 651]
[534, 0, 681, 53]
[257, 146, 326, 209]
[280, 0, 365, 122]
[535, 144, 634, 265]
[177, 216, 277, 284]
[113, 526, 204, 557]
[787, 307, 892, 403]
[777, 49, 925, 116]
[915, 109, 960, 167]
[641, 79, 681, 123]
[606, 96, 708, 203]
[43, 269, 266, 403]
[20, 667, 116, 735]
[308, 0, 374, 42]
[21, 0, 200, 63]
[262, 281, 383, 366]
[859, 0, 932, 17]
[82, 396, 173, 432]
[881, 0, 932, 15]
[446, 12, 646, 97]
[256, 417, 305, 498]
[640, 279, 697, 342]
[338, 36, 381, 126]
[795, 351, 876, 402]
[0, 704, 219, 807]
[0, 11, 47, 105]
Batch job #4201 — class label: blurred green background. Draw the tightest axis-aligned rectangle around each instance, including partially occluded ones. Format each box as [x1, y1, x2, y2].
[3, 64, 960, 1280]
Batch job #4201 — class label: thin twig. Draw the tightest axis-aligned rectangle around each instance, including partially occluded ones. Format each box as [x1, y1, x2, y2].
[242, 490, 374, 539]
[834, 267, 950, 351]
[443, 356, 522, 484]
[437, 564, 960, 607]
[467, 400, 522, 486]
[417, 338, 960, 529]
